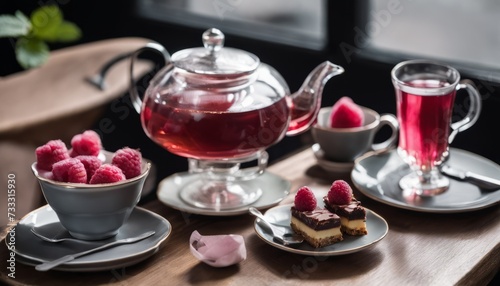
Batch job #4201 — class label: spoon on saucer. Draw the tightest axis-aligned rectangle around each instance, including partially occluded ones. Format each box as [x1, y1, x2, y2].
[441, 165, 500, 190]
[35, 230, 156, 271]
[31, 226, 96, 243]
[249, 207, 303, 246]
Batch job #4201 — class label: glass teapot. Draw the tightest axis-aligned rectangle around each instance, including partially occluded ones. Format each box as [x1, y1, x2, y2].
[127, 28, 344, 210]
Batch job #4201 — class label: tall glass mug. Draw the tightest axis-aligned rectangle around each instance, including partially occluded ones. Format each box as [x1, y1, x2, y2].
[391, 60, 482, 196]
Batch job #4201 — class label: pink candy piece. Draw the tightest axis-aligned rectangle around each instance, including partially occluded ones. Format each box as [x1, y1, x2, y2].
[189, 230, 247, 267]
[35, 139, 70, 171]
[329, 97, 364, 128]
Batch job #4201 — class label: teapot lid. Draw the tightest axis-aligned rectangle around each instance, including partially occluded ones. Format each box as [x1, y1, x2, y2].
[171, 28, 260, 75]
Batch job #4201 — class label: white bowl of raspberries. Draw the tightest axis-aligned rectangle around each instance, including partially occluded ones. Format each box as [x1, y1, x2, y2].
[31, 130, 151, 240]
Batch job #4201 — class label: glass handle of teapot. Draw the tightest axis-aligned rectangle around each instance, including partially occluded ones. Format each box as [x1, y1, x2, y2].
[87, 52, 134, 90]
[129, 42, 171, 113]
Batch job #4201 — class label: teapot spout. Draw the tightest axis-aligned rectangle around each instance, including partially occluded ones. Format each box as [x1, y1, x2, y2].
[286, 61, 344, 136]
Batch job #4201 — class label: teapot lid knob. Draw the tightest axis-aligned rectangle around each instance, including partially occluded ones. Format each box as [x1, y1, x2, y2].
[171, 28, 259, 75]
[202, 28, 224, 54]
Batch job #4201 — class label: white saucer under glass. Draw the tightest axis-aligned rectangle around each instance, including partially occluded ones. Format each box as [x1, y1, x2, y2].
[157, 170, 290, 216]
[351, 148, 500, 213]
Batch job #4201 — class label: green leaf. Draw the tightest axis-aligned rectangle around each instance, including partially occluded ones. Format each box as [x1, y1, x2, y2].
[46, 21, 81, 42]
[15, 37, 50, 69]
[15, 10, 30, 25]
[0, 13, 31, 38]
[30, 5, 63, 41]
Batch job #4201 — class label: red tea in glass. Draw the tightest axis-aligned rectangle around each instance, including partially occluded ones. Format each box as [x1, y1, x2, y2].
[396, 79, 455, 171]
[392, 60, 482, 196]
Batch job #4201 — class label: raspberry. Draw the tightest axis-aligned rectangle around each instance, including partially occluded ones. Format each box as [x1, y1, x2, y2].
[70, 130, 102, 156]
[294, 186, 317, 211]
[35, 140, 70, 170]
[89, 164, 126, 184]
[52, 158, 87, 183]
[67, 162, 87, 183]
[329, 97, 364, 128]
[111, 147, 142, 179]
[328, 180, 353, 205]
[75, 155, 102, 183]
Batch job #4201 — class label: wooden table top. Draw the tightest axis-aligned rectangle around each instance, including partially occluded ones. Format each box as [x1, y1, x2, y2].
[1, 147, 499, 286]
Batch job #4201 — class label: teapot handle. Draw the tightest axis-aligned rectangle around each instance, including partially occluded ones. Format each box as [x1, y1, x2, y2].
[129, 42, 171, 113]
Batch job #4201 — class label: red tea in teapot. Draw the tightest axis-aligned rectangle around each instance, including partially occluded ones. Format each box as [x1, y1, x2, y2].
[141, 92, 289, 160]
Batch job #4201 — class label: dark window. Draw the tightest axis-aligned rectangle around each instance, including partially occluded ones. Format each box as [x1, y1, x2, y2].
[136, 0, 327, 50]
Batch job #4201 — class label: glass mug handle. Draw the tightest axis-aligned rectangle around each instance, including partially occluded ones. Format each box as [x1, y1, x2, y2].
[448, 79, 482, 144]
[371, 113, 399, 154]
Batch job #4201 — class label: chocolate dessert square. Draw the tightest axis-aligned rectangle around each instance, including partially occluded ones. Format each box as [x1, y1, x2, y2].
[323, 197, 368, 235]
[290, 207, 343, 248]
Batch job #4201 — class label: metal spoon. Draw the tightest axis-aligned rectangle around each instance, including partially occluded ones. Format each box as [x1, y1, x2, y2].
[31, 226, 95, 244]
[249, 207, 303, 246]
[35, 230, 155, 271]
[441, 165, 500, 190]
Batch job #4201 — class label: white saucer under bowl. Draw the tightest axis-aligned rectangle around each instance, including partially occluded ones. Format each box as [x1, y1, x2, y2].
[9, 205, 171, 272]
[312, 143, 354, 173]
[351, 148, 500, 213]
[157, 171, 291, 216]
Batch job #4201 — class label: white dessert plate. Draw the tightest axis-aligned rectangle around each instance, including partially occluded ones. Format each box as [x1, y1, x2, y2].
[253, 204, 388, 256]
[9, 205, 171, 272]
[351, 148, 500, 213]
[157, 171, 291, 216]
[312, 143, 354, 173]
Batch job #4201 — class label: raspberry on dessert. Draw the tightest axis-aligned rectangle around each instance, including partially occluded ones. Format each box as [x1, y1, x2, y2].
[52, 158, 87, 183]
[111, 147, 142, 179]
[35, 139, 70, 171]
[70, 130, 102, 157]
[75, 155, 102, 183]
[329, 96, 364, 128]
[294, 186, 317, 211]
[89, 164, 126, 184]
[328, 180, 353, 205]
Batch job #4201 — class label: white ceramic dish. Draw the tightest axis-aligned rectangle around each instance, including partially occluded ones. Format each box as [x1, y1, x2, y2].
[31, 150, 152, 240]
[253, 204, 388, 256]
[9, 205, 171, 272]
[312, 143, 354, 173]
[351, 148, 500, 213]
[157, 171, 290, 216]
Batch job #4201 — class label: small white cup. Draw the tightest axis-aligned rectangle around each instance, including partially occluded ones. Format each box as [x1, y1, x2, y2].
[311, 106, 399, 162]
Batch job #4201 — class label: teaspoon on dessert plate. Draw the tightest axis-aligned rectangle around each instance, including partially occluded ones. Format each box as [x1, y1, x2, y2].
[249, 207, 303, 246]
